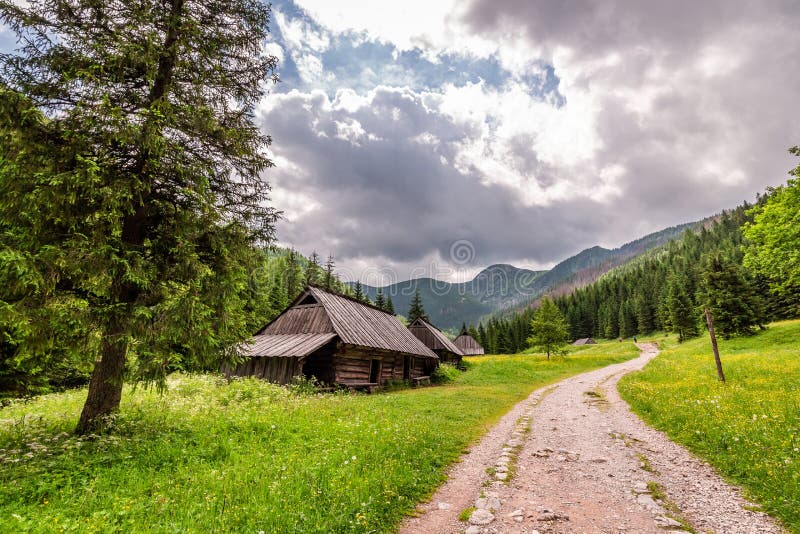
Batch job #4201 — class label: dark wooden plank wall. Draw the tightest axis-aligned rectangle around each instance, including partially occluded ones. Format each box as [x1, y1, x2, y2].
[408, 324, 444, 350]
[436, 349, 462, 365]
[225, 342, 438, 387]
[225, 356, 305, 384]
[333, 346, 390, 383]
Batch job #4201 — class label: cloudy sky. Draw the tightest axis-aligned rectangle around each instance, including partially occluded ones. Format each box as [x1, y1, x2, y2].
[255, 0, 800, 284]
[3, 1, 799, 285]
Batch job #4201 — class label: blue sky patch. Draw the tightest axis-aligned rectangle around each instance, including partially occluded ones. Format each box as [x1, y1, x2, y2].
[270, 0, 564, 105]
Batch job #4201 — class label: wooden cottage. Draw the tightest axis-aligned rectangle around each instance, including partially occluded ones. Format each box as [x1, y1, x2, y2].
[407, 318, 464, 367]
[454, 328, 485, 355]
[572, 338, 597, 346]
[223, 286, 438, 388]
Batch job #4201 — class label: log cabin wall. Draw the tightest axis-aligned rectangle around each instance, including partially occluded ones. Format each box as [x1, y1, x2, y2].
[329, 345, 439, 385]
[411, 357, 427, 378]
[225, 356, 305, 385]
[435, 349, 462, 366]
[333, 345, 394, 384]
[225, 339, 437, 387]
[389, 353, 405, 381]
[333, 355, 373, 382]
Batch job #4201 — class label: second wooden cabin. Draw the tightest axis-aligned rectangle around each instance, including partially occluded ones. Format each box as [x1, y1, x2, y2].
[454, 327, 485, 355]
[223, 286, 438, 388]
[407, 318, 464, 367]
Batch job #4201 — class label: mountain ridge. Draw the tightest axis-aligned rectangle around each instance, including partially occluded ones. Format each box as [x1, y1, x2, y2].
[354, 219, 705, 330]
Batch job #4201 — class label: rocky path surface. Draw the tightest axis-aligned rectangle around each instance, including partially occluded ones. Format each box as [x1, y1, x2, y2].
[400, 344, 784, 534]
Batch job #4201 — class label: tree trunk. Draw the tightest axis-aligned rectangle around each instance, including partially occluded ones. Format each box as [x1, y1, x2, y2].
[76, 323, 128, 434]
[75, 0, 184, 435]
[704, 307, 726, 382]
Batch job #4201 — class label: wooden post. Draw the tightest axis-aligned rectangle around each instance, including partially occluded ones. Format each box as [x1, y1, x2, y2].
[704, 307, 726, 382]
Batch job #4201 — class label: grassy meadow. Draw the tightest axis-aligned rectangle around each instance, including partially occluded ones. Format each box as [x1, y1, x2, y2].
[0, 343, 638, 533]
[619, 320, 800, 532]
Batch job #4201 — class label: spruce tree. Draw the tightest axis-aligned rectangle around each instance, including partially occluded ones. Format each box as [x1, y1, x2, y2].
[666, 274, 697, 342]
[468, 324, 480, 342]
[268, 280, 287, 317]
[323, 253, 335, 290]
[386, 296, 395, 315]
[407, 288, 428, 323]
[305, 251, 320, 286]
[699, 253, 765, 337]
[477, 322, 488, 348]
[375, 289, 385, 310]
[285, 249, 301, 300]
[0, 0, 278, 433]
[618, 302, 634, 338]
[353, 280, 365, 302]
[634, 293, 654, 334]
[527, 298, 569, 359]
[496, 328, 512, 354]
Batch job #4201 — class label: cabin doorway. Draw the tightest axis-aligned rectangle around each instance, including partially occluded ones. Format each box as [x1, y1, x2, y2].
[403, 356, 411, 380]
[369, 359, 381, 383]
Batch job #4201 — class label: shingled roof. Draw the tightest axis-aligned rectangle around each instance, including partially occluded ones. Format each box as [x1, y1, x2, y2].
[256, 286, 437, 358]
[454, 330, 485, 355]
[408, 318, 463, 355]
[243, 333, 337, 358]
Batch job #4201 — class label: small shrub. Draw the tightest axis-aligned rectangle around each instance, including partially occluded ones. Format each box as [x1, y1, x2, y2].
[288, 375, 320, 396]
[431, 363, 460, 384]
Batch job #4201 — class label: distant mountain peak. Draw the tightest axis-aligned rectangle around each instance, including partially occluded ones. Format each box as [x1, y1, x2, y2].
[351, 218, 704, 329]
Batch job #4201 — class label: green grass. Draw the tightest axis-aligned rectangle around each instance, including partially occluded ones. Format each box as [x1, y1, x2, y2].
[0, 343, 638, 533]
[619, 319, 800, 532]
[457, 506, 476, 522]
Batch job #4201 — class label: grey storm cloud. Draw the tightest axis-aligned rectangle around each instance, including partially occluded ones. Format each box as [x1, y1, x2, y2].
[463, 0, 800, 219]
[258, 87, 634, 273]
[258, 0, 800, 279]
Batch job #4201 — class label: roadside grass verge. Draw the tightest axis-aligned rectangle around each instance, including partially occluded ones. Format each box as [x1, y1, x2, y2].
[619, 319, 800, 532]
[0, 345, 637, 533]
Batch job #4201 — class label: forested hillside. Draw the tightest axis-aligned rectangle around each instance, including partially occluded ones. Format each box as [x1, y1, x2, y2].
[358, 222, 700, 331]
[472, 197, 800, 354]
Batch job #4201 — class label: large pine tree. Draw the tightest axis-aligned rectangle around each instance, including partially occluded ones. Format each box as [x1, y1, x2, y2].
[0, 0, 278, 432]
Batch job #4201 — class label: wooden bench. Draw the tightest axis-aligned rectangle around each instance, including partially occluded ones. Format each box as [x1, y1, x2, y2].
[411, 376, 431, 387]
[337, 381, 379, 393]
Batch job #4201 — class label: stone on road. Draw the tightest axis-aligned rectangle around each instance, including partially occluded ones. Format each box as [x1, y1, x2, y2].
[399, 343, 784, 534]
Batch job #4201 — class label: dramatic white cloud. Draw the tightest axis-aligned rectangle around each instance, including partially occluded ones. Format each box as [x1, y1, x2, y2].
[289, 0, 492, 59]
[259, 0, 800, 281]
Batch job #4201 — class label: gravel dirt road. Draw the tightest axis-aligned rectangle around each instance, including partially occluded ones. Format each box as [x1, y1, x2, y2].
[399, 343, 784, 534]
